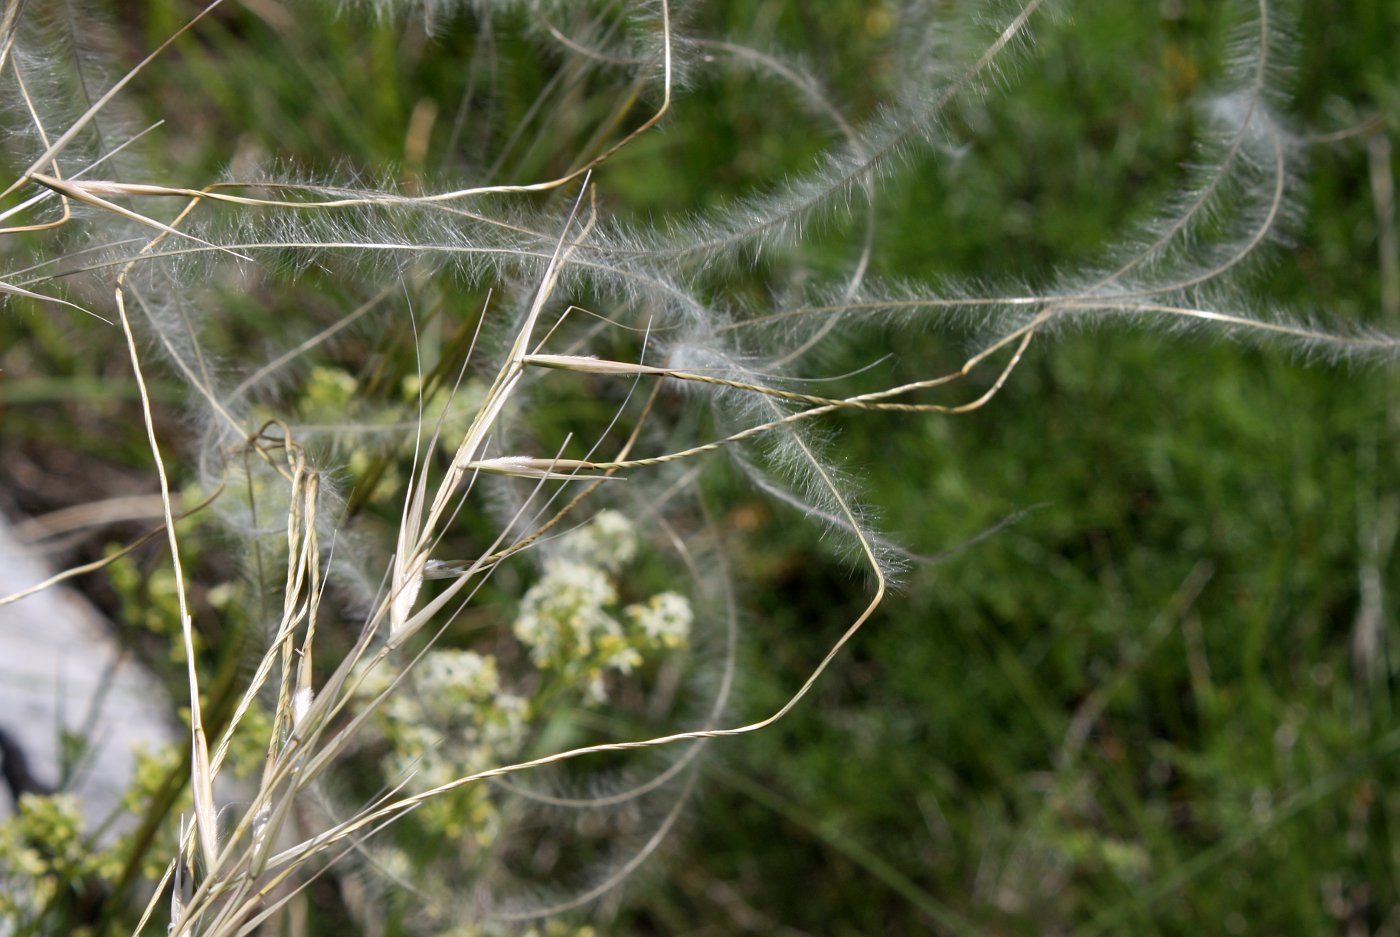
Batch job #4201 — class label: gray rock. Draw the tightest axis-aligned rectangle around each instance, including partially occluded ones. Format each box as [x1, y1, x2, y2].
[0, 515, 177, 836]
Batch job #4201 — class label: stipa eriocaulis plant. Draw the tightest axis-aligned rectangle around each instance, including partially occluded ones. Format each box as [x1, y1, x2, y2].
[0, 0, 1394, 933]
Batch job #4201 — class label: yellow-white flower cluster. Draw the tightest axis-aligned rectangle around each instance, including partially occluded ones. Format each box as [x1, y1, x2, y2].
[377, 649, 527, 821]
[557, 508, 638, 571]
[512, 558, 623, 668]
[511, 511, 691, 702]
[625, 591, 693, 650]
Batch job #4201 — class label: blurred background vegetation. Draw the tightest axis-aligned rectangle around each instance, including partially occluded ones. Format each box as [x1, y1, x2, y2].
[2, 0, 1399, 934]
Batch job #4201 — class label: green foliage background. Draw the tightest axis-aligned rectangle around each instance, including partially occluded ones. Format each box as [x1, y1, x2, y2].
[654, 3, 1400, 935]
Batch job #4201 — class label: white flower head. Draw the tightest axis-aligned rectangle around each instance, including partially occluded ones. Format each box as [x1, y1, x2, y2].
[513, 559, 620, 664]
[627, 591, 693, 649]
[561, 509, 637, 571]
[418, 649, 499, 702]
